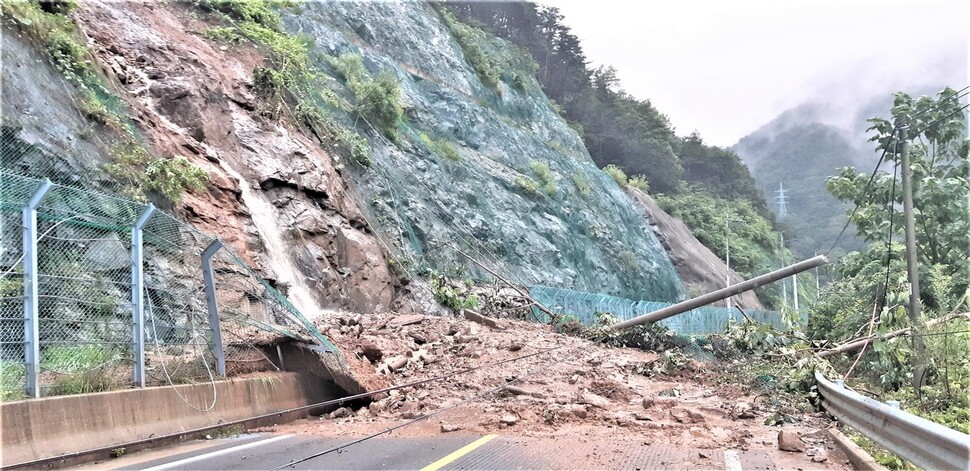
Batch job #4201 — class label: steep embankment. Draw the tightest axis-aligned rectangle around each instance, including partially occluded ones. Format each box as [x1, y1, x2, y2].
[628, 189, 764, 309]
[1, 1, 683, 312]
[2, 2, 396, 314]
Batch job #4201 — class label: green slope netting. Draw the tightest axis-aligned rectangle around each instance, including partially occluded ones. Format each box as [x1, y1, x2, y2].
[530, 286, 806, 335]
[281, 2, 683, 302]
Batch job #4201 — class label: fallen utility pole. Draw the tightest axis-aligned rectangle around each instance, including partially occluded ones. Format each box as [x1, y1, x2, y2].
[603, 255, 828, 333]
[818, 312, 969, 358]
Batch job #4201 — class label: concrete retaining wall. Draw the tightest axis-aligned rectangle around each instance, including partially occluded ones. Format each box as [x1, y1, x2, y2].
[1, 372, 339, 467]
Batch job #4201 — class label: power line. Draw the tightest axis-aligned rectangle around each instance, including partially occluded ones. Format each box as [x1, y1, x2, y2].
[910, 102, 970, 137]
[824, 125, 897, 256]
[879, 155, 900, 312]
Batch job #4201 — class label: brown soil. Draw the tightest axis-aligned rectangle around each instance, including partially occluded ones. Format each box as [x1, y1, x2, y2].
[261, 312, 852, 469]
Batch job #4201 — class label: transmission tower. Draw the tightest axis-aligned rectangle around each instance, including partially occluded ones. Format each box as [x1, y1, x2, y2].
[776, 182, 789, 218]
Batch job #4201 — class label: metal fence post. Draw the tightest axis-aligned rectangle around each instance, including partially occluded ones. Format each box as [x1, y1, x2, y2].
[131, 204, 154, 387]
[22, 179, 52, 398]
[200, 240, 225, 376]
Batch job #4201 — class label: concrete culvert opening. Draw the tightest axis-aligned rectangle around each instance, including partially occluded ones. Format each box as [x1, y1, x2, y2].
[271, 341, 375, 414]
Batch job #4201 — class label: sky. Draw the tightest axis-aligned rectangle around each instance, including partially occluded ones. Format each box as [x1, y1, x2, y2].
[545, 0, 969, 146]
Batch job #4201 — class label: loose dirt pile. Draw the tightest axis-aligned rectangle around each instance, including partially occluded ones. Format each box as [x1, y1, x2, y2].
[267, 311, 851, 469]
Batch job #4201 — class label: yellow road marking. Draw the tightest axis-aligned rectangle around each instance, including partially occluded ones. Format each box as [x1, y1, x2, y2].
[420, 434, 499, 471]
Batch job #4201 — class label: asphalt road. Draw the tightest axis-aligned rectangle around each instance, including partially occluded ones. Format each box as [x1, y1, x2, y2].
[77, 432, 783, 470]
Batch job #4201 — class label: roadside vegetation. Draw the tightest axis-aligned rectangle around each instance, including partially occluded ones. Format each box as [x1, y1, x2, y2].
[1, 0, 208, 203]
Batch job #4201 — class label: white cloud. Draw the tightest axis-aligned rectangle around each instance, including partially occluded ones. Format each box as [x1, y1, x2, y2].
[544, 0, 969, 146]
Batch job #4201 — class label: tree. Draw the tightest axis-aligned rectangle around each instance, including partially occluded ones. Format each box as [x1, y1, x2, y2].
[826, 88, 969, 310]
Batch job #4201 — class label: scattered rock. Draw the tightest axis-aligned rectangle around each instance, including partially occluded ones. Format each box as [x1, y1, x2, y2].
[777, 430, 806, 452]
[389, 314, 425, 328]
[329, 407, 352, 419]
[563, 404, 588, 419]
[670, 407, 705, 424]
[359, 339, 383, 363]
[810, 449, 828, 463]
[500, 414, 518, 426]
[440, 423, 462, 433]
[509, 342, 523, 351]
[577, 391, 611, 409]
[503, 385, 531, 396]
[732, 401, 755, 419]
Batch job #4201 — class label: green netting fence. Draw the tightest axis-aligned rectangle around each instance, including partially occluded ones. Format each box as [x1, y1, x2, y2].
[0, 170, 335, 400]
[530, 286, 806, 335]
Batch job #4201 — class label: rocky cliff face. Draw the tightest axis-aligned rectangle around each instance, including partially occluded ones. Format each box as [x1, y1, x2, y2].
[2, 1, 684, 314]
[628, 190, 764, 309]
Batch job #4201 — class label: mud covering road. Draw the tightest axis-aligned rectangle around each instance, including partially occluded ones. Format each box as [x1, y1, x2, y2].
[259, 312, 852, 469]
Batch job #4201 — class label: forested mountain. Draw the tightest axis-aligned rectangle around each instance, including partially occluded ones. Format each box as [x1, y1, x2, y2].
[734, 116, 869, 259]
[445, 2, 765, 212]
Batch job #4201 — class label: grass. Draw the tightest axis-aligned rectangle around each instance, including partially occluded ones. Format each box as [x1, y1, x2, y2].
[196, 2, 378, 166]
[514, 176, 540, 197]
[42, 345, 122, 395]
[602, 164, 628, 186]
[420, 133, 461, 161]
[571, 172, 592, 198]
[627, 175, 650, 193]
[529, 161, 556, 197]
[1, 360, 27, 401]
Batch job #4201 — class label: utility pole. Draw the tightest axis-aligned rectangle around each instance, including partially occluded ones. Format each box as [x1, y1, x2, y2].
[725, 215, 731, 310]
[815, 251, 821, 300]
[898, 116, 926, 387]
[780, 233, 787, 308]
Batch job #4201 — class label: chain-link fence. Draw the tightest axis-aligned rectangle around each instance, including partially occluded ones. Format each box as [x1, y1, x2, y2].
[0, 170, 336, 400]
[530, 285, 807, 335]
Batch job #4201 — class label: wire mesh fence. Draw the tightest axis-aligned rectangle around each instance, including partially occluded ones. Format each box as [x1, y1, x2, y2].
[0, 170, 336, 400]
[530, 285, 807, 336]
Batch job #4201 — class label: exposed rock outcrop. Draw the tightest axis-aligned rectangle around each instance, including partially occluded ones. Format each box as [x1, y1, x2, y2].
[627, 189, 765, 309]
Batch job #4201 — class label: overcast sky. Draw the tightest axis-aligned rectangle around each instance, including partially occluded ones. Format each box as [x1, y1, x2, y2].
[545, 0, 969, 146]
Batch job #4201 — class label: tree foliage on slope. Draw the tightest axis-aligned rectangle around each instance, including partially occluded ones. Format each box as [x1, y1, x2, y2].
[444, 1, 766, 213]
[812, 89, 969, 436]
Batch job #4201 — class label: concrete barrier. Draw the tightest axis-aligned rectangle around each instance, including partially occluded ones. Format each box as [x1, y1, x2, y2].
[1, 372, 341, 467]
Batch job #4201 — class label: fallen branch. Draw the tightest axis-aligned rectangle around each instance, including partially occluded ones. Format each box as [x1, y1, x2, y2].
[819, 312, 970, 358]
[447, 243, 562, 323]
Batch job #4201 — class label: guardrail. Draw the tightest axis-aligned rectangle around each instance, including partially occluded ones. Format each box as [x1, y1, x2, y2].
[815, 372, 970, 470]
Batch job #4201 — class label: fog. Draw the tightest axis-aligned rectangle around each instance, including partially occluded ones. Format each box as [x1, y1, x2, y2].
[546, 0, 969, 147]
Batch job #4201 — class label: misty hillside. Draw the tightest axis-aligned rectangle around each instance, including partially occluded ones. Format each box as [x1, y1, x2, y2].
[734, 105, 874, 259]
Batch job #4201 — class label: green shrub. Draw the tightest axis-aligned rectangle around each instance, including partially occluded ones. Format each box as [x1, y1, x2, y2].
[106, 142, 208, 202]
[429, 271, 479, 311]
[627, 175, 649, 193]
[510, 71, 528, 91]
[571, 172, 591, 198]
[193, 0, 285, 30]
[203, 26, 244, 43]
[529, 161, 556, 197]
[421, 133, 460, 161]
[355, 70, 403, 137]
[602, 164, 627, 186]
[146, 157, 208, 202]
[3, 1, 126, 129]
[329, 54, 402, 140]
[514, 176, 540, 196]
[434, 6, 501, 91]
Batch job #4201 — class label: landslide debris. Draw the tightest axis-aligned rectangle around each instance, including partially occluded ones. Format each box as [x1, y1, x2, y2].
[267, 311, 848, 470]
